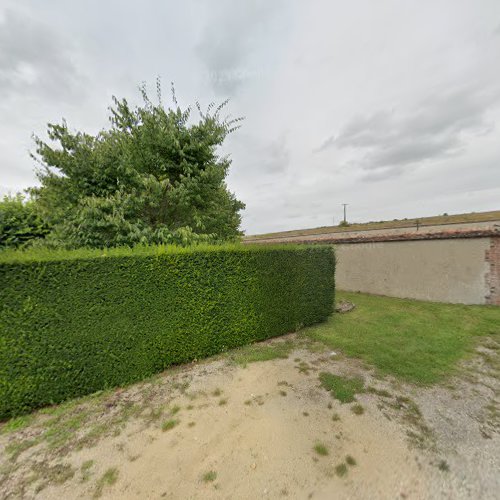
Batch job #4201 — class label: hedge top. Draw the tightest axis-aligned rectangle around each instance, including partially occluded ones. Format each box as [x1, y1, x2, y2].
[0, 242, 333, 265]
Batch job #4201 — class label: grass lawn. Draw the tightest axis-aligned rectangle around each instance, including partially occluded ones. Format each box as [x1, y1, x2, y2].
[304, 291, 500, 384]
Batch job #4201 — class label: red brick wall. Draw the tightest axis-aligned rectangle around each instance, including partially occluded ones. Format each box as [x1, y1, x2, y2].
[485, 236, 500, 305]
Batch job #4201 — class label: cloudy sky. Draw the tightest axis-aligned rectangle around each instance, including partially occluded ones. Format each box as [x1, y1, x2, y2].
[1, 0, 499, 234]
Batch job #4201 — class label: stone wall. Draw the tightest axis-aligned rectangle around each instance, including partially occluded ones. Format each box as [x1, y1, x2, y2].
[334, 237, 493, 304]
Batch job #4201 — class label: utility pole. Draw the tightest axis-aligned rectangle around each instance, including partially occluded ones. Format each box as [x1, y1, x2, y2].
[341, 203, 348, 224]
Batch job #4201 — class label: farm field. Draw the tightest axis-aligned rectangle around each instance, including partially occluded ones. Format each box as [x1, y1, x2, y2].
[1, 292, 499, 499]
[245, 210, 500, 240]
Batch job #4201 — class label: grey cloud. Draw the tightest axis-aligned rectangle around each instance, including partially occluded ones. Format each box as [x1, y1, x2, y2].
[197, 0, 283, 95]
[0, 8, 81, 101]
[262, 136, 289, 174]
[317, 84, 498, 180]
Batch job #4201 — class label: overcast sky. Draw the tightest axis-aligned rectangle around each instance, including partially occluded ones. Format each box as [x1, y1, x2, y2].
[1, 0, 499, 234]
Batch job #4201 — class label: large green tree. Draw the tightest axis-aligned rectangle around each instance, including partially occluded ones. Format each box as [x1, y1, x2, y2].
[31, 82, 245, 248]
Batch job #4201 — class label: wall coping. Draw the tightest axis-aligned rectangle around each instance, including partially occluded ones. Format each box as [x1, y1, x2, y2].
[245, 228, 500, 245]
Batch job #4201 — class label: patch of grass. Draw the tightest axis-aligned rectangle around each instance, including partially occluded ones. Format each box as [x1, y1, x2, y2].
[212, 388, 222, 397]
[188, 421, 196, 427]
[0, 414, 35, 435]
[345, 455, 356, 466]
[303, 411, 309, 417]
[334, 463, 348, 477]
[172, 380, 190, 393]
[296, 361, 311, 375]
[94, 467, 119, 498]
[76, 422, 111, 450]
[313, 443, 329, 456]
[351, 404, 364, 415]
[319, 372, 364, 403]
[244, 400, 252, 405]
[218, 398, 228, 406]
[229, 340, 294, 365]
[81, 459, 95, 482]
[202, 470, 217, 482]
[28, 461, 75, 492]
[161, 419, 179, 431]
[5, 438, 40, 461]
[331, 413, 340, 421]
[305, 292, 500, 384]
[279, 390, 287, 397]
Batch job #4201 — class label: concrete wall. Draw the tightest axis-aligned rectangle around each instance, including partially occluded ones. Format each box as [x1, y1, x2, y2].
[335, 237, 492, 304]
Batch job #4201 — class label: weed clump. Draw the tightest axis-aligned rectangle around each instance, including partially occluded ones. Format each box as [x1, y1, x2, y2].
[319, 372, 364, 403]
[313, 443, 329, 456]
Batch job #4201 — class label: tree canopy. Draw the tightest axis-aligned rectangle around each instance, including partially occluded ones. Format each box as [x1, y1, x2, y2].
[0, 194, 50, 249]
[28, 82, 245, 248]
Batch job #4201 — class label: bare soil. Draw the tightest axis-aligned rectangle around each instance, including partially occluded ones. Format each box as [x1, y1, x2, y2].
[1, 334, 498, 499]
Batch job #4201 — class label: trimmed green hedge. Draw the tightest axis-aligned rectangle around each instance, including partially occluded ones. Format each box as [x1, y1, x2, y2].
[0, 244, 335, 418]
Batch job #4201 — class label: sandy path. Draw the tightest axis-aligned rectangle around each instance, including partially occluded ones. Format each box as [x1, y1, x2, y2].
[1, 335, 498, 499]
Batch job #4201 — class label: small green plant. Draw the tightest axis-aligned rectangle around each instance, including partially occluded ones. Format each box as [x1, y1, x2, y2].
[345, 455, 356, 466]
[94, 467, 119, 498]
[438, 460, 449, 472]
[218, 398, 228, 406]
[303, 411, 309, 417]
[170, 405, 181, 415]
[335, 463, 348, 477]
[202, 470, 217, 482]
[212, 388, 222, 397]
[313, 443, 329, 456]
[81, 460, 95, 482]
[279, 390, 287, 397]
[161, 419, 179, 431]
[319, 372, 364, 403]
[297, 361, 311, 375]
[244, 400, 252, 405]
[351, 404, 364, 415]
[331, 413, 340, 421]
[188, 421, 196, 427]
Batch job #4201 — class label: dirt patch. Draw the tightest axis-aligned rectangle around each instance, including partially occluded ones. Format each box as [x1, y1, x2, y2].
[0, 334, 498, 499]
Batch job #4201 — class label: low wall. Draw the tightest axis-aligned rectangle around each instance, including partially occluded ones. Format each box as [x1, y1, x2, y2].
[335, 237, 492, 304]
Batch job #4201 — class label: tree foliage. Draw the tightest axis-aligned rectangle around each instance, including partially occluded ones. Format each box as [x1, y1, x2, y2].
[0, 194, 50, 249]
[30, 81, 245, 248]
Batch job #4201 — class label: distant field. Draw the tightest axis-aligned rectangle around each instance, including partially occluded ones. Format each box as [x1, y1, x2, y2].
[245, 210, 500, 240]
